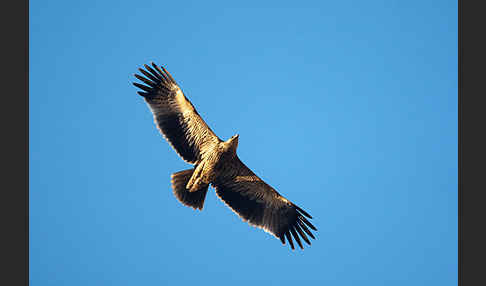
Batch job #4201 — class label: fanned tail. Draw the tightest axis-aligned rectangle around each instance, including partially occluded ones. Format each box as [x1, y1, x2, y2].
[171, 169, 209, 210]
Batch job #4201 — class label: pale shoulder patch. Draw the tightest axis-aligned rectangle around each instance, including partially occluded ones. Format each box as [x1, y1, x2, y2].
[174, 86, 195, 113]
[235, 175, 260, 182]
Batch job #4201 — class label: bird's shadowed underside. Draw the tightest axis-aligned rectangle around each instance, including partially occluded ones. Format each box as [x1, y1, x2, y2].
[133, 62, 317, 250]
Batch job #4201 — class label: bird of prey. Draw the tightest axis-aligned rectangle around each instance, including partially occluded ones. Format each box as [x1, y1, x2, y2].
[133, 62, 317, 250]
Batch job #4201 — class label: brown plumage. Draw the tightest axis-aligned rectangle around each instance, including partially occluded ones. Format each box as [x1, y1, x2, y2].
[133, 62, 317, 250]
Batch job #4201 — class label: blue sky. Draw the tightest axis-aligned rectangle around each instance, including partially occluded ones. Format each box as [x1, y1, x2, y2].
[30, 1, 457, 285]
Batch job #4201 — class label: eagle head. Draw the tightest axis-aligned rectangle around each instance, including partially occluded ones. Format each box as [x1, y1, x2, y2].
[223, 134, 239, 154]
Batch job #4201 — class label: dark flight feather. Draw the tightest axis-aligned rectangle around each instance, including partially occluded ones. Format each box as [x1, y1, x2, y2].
[295, 223, 311, 245]
[290, 227, 303, 249]
[298, 220, 316, 240]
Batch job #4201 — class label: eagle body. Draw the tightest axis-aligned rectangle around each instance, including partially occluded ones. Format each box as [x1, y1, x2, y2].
[186, 135, 238, 192]
[133, 63, 317, 250]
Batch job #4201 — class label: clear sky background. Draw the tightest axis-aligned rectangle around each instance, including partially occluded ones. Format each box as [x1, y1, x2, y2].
[30, 1, 457, 285]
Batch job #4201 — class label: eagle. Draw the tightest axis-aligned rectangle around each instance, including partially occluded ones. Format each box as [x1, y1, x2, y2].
[133, 63, 317, 250]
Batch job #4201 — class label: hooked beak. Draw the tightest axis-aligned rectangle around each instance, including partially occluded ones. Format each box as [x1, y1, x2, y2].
[230, 134, 239, 144]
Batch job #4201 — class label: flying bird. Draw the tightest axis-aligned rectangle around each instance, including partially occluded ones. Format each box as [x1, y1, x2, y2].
[133, 62, 317, 250]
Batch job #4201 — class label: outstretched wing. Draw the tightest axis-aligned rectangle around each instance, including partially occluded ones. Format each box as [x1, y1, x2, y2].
[212, 156, 317, 250]
[133, 63, 221, 164]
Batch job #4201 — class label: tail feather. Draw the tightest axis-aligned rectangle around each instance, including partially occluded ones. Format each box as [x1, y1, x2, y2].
[171, 169, 209, 210]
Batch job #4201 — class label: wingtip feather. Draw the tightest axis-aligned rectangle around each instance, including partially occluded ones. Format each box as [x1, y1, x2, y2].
[299, 215, 317, 231]
[285, 231, 295, 250]
[294, 205, 313, 219]
[290, 227, 304, 249]
[137, 91, 149, 97]
[133, 82, 152, 92]
[295, 223, 311, 245]
[298, 220, 316, 240]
